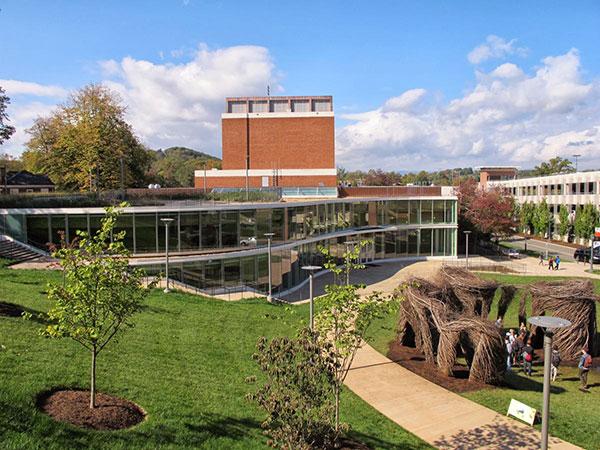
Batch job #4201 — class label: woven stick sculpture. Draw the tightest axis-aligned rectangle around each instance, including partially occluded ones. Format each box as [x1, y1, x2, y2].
[528, 280, 599, 360]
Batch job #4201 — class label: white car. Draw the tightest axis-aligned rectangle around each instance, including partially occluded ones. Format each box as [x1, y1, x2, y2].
[240, 236, 257, 246]
[504, 248, 520, 258]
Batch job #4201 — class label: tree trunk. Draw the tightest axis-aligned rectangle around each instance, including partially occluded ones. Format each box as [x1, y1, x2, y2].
[335, 383, 340, 433]
[90, 346, 97, 409]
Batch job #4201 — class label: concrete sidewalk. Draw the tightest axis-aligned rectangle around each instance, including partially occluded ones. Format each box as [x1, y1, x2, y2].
[345, 344, 580, 450]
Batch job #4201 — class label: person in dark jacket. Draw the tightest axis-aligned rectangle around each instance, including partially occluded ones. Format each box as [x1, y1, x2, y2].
[522, 340, 534, 376]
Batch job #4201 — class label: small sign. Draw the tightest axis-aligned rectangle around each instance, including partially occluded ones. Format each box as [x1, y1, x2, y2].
[595, 227, 600, 238]
[261, 176, 269, 187]
[507, 399, 536, 425]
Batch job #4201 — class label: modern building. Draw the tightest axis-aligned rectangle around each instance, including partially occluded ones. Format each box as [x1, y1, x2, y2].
[0, 170, 55, 194]
[487, 170, 600, 216]
[194, 96, 336, 196]
[0, 188, 458, 296]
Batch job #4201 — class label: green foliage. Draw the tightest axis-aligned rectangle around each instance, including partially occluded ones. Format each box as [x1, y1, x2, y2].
[519, 202, 535, 233]
[23, 84, 152, 191]
[532, 156, 575, 176]
[532, 199, 552, 236]
[336, 166, 476, 186]
[43, 204, 155, 407]
[0, 86, 16, 145]
[247, 328, 338, 450]
[316, 242, 397, 433]
[558, 204, 571, 237]
[574, 203, 600, 239]
[148, 146, 221, 187]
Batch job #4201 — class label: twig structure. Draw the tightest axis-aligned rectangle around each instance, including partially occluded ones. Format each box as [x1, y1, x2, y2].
[397, 267, 600, 384]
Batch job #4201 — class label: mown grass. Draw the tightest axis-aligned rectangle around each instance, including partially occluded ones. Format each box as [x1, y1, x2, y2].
[0, 265, 429, 450]
[366, 272, 600, 449]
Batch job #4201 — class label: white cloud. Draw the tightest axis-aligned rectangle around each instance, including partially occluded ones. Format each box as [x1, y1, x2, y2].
[337, 49, 600, 171]
[0, 79, 68, 98]
[467, 35, 528, 64]
[1, 44, 280, 157]
[101, 44, 281, 154]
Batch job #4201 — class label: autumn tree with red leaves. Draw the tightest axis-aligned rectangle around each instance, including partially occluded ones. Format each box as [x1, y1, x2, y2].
[455, 179, 516, 240]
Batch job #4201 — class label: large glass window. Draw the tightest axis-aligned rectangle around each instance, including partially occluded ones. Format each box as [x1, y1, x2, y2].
[27, 215, 49, 248]
[304, 205, 317, 236]
[352, 203, 368, 227]
[409, 201, 420, 224]
[115, 214, 135, 251]
[240, 210, 256, 245]
[204, 260, 222, 291]
[433, 200, 445, 223]
[421, 200, 433, 224]
[272, 208, 285, 242]
[180, 213, 200, 251]
[135, 213, 157, 253]
[433, 228, 445, 256]
[397, 230, 408, 255]
[420, 229, 432, 256]
[256, 209, 271, 245]
[241, 256, 256, 289]
[201, 212, 219, 249]
[407, 229, 419, 256]
[445, 200, 455, 224]
[220, 211, 239, 248]
[223, 259, 241, 287]
[50, 215, 66, 246]
[287, 207, 304, 240]
[384, 231, 396, 258]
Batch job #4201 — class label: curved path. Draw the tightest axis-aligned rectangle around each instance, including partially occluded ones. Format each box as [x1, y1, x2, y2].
[342, 260, 581, 450]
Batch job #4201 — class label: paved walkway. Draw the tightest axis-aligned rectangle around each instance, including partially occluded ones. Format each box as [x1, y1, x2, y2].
[343, 260, 583, 450]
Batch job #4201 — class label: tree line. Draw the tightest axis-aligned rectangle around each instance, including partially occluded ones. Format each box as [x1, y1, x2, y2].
[0, 84, 220, 191]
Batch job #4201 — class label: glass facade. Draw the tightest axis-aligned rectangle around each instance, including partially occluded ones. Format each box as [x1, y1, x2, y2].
[0, 197, 457, 294]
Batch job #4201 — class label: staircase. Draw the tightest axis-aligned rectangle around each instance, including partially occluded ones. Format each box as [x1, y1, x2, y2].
[0, 237, 47, 263]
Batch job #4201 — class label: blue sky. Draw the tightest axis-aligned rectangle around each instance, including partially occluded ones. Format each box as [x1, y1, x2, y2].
[2, 1, 600, 170]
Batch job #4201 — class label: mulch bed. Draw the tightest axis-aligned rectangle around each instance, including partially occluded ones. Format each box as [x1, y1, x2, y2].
[386, 341, 490, 393]
[37, 389, 145, 430]
[0, 301, 24, 317]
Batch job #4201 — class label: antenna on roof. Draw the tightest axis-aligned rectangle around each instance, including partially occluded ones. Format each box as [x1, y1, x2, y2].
[267, 85, 270, 97]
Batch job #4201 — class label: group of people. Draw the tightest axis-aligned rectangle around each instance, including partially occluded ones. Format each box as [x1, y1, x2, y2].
[503, 323, 594, 392]
[538, 254, 561, 270]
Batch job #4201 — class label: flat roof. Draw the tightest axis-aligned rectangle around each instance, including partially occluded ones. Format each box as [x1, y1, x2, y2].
[226, 95, 332, 102]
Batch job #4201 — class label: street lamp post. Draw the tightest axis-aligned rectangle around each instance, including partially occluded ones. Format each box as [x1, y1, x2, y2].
[527, 316, 571, 450]
[463, 231, 471, 269]
[302, 265, 322, 331]
[590, 233, 594, 273]
[160, 218, 175, 293]
[572, 153, 581, 172]
[264, 233, 274, 302]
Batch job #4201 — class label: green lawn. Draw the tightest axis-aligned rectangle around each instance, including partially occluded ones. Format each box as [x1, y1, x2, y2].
[0, 265, 429, 450]
[366, 272, 600, 449]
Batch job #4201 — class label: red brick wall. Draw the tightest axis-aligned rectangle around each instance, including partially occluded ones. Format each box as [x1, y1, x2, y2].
[194, 175, 337, 189]
[222, 116, 335, 170]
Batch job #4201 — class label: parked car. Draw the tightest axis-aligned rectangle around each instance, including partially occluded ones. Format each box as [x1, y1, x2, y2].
[502, 248, 520, 258]
[240, 236, 257, 246]
[574, 247, 600, 263]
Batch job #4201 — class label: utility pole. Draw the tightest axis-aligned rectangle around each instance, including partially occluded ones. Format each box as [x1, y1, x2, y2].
[572, 154, 581, 172]
[245, 110, 250, 201]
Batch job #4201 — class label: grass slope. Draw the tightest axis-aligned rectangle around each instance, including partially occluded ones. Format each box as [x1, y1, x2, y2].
[366, 272, 600, 449]
[0, 266, 429, 450]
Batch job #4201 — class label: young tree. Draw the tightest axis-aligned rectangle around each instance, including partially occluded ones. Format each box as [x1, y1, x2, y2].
[315, 242, 396, 434]
[557, 204, 570, 238]
[24, 84, 152, 191]
[533, 199, 552, 236]
[0, 86, 16, 145]
[574, 203, 599, 240]
[248, 328, 338, 449]
[519, 202, 535, 234]
[43, 204, 156, 408]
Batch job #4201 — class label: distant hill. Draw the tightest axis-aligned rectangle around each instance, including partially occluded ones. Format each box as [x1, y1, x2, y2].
[148, 147, 222, 187]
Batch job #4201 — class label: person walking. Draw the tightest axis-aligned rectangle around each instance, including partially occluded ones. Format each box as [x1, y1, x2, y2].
[522, 340, 534, 376]
[548, 256, 554, 270]
[578, 346, 593, 392]
[505, 336, 513, 371]
[554, 255, 561, 270]
[539, 254, 544, 265]
[512, 334, 524, 367]
[551, 347, 561, 382]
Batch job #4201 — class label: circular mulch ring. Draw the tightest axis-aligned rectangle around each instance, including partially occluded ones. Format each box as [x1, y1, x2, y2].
[37, 389, 146, 430]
